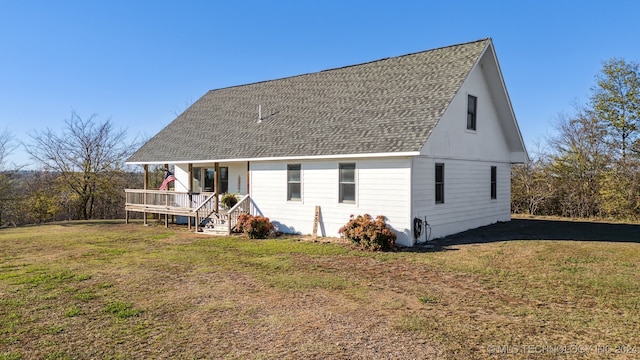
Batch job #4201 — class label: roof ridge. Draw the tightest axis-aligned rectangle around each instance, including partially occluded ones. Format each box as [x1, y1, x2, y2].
[206, 38, 491, 93]
[323, 38, 491, 72]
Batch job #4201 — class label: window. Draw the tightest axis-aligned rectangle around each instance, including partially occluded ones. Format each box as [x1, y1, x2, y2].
[193, 167, 203, 192]
[192, 166, 228, 193]
[219, 167, 229, 194]
[192, 167, 215, 192]
[467, 94, 477, 130]
[203, 168, 215, 192]
[287, 164, 301, 201]
[435, 163, 444, 204]
[490, 166, 497, 199]
[339, 163, 356, 203]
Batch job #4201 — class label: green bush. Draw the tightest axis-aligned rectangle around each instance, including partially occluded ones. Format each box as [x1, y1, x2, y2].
[234, 214, 275, 239]
[338, 214, 396, 251]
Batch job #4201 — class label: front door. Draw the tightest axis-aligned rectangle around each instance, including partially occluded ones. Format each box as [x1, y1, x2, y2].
[192, 166, 228, 193]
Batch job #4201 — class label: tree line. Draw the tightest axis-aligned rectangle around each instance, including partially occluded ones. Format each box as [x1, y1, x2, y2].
[512, 58, 640, 221]
[0, 112, 168, 227]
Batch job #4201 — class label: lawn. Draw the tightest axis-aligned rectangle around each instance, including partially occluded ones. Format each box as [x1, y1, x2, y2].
[1, 220, 639, 359]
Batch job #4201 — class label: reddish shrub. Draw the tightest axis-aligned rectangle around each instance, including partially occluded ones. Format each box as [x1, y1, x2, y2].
[338, 214, 396, 251]
[234, 214, 275, 239]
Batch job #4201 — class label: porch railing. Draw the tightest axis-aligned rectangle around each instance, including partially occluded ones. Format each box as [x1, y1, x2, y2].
[193, 192, 219, 221]
[124, 189, 250, 235]
[227, 194, 251, 232]
[194, 193, 250, 234]
[125, 189, 213, 216]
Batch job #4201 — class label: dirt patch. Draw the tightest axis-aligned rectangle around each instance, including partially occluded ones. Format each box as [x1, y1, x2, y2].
[433, 216, 640, 247]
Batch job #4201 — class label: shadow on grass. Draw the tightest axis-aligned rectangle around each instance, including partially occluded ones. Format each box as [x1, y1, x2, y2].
[431, 218, 640, 248]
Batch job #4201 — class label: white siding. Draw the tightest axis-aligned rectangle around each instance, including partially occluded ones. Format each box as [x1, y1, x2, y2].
[174, 165, 190, 192]
[413, 53, 516, 243]
[412, 157, 511, 241]
[250, 157, 413, 246]
[421, 57, 512, 162]
[226, 162, 248, 194]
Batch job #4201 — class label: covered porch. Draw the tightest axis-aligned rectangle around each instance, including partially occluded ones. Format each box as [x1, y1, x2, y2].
[124, 161, 251, 235]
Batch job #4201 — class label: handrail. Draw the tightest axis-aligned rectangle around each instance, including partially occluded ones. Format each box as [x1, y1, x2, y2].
[194, 192, 218, 213]
[125, 189, 190, 194]
[226, 194, 251, 234]
[194, 192, 218, 233]
[226, 194, 250, 214]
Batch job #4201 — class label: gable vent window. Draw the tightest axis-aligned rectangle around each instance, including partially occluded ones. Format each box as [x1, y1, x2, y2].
[435, 163, 445, 204]
[467, 94, 477, 131]
[490, 166, 497, 200]
[339, 163, 356, 203]
[287, 164, 301, 201]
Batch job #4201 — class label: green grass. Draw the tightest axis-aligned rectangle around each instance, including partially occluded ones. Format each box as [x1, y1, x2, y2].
[0, 354, 23, 360]
[103, 301, 143, 318]
[417, 295, 439, 304]
[1, 221, 639, 358]
[63, 306, 83, 317]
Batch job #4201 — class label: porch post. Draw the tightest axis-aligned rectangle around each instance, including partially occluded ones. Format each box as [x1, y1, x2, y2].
[164, 163, 169, 227]
[143, 165, 149, 190]
[143, 164, 148, 225]
[246, 162, 250, 195]
[187, 163, 193, 230]
[214, 162, 220, 213]
[164, 191, 169, 228]
[188, 164, 193, 192]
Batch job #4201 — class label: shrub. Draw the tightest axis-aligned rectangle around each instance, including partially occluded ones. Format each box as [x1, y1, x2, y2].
[221, 193, 239, 209]
[338, 214, 396, 251]
[234, 214, 275, 239]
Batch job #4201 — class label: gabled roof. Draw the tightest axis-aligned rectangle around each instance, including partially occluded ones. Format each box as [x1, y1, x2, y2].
[128, 39, 493, 164]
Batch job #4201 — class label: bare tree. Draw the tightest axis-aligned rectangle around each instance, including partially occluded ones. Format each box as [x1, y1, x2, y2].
[511, 158, 556, 216]
[0, 128, 15, 169]
[25, 111, 137, 220]
[548, 110, 610, 218]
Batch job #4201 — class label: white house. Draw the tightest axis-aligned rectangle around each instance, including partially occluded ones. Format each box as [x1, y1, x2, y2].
[126, 38, 528, 247]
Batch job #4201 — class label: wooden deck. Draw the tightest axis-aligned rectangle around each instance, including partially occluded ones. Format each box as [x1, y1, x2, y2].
[124, 189, 250, 234]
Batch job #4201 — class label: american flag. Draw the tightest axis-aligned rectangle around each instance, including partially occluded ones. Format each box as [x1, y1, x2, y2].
[159, 170, 175, 190]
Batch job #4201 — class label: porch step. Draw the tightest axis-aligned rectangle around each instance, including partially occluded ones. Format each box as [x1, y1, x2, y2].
[200, 225, 230, 236]
[199, 217, 230, 236]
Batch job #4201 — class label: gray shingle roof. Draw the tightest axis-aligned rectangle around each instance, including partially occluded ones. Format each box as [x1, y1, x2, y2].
[128, 39, 490, 163]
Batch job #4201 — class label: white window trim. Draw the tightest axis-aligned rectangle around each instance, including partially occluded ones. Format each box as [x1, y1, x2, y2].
[286, 163, 303, 203]
[435, 163, 445, 204]
[490, 165, 497, 200]
[466, 93, 478, 133]
[338, 162, 357, 205]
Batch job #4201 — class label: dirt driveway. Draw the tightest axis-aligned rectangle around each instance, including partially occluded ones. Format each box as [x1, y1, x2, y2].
[432, 216, 640, 247]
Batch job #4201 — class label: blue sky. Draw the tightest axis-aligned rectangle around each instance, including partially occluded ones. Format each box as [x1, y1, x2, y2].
[2, 1, 639, 167]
